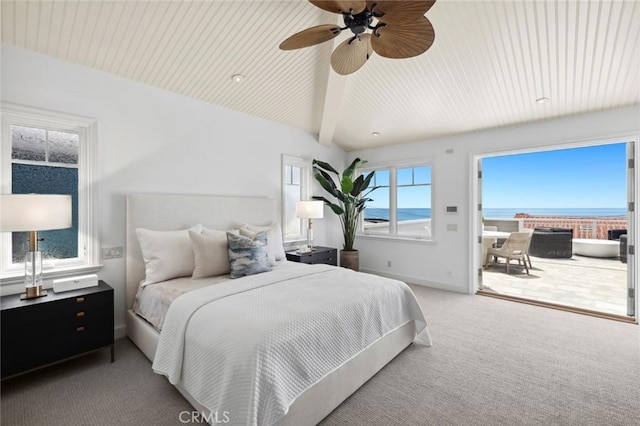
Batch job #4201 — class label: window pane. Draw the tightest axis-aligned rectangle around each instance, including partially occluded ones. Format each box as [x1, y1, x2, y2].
[284, 165, 292, 184]
[291, 166, 301, 185]
[397, 168, 413, 186]
[414, 166, 431, 184]
[285, 185, 302, 237]
[373, 169, 389, 187]
[12, 125, 46, 161]
[364, 187, 390, 235]
[12, 164, 78, 261]
[49, 130, 79, 164]
[397, 185, 431, 237]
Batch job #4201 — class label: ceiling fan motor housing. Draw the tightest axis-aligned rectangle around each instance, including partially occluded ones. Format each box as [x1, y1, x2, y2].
[343, 10, 373, 35]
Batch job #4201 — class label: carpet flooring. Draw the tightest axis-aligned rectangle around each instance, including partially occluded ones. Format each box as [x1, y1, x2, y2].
[1, 286, 639, 426]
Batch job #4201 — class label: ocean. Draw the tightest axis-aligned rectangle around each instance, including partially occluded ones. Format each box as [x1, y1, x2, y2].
[365, 208, 431, 221]
[364, 207, 626, 221]
[483, 207, 627, 218]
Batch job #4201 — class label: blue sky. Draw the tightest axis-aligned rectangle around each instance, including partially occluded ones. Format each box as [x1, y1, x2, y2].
[483, 143, 628, 208]
[368, 167, 432, 209]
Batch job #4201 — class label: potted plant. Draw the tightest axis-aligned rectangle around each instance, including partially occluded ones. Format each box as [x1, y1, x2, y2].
[312, 158, 376, 271]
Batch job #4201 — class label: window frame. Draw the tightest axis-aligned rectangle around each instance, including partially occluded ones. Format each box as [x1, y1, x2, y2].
[281, 154, 312, 243]
[1, 102, 101, 284]
[358, 157, 435, 241]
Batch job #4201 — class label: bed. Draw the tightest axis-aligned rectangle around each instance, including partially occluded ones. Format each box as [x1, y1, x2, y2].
[125, 193, 431, 425]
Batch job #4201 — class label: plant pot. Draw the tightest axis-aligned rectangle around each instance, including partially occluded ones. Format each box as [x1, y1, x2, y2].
[340, 250, 359, 271]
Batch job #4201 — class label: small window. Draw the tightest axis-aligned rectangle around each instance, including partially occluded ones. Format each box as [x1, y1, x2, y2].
[361, 162, 433, 240]
[364, 169, 391, 235]
[282, 155, 311, 242]
[1, 103, 100, 281]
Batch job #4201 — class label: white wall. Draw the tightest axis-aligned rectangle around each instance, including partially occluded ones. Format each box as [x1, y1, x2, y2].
[1, 44, 346, 336]
[350, 106, 640, 294]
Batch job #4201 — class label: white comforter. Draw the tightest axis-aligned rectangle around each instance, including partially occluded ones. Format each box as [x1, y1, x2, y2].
[152, 263, 431, 426]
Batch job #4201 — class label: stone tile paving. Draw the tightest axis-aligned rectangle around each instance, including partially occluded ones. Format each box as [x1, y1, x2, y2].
[482, 254, 629, 316]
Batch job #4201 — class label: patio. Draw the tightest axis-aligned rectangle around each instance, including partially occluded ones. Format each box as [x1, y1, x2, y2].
[481, 254, 629, 317]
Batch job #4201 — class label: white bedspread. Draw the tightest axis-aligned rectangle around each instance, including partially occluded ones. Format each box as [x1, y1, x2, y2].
[153, 263, 431, 426]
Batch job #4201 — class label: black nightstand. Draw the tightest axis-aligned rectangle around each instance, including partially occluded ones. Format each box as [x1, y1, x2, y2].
[1, 280, 114, 379]
[286, 246, 338, 266]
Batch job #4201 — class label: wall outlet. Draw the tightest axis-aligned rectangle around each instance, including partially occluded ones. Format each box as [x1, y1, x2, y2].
[102, 247, 123, 260]
[387, 260, 392, 267]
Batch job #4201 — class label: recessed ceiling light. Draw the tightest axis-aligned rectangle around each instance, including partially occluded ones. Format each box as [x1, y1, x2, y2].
[535, 97, 549, 104]
[231, 74, 244, 83]
[372, 132, 380, 136]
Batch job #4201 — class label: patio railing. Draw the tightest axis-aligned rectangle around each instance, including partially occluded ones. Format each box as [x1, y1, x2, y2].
[519, 216, 627, 239]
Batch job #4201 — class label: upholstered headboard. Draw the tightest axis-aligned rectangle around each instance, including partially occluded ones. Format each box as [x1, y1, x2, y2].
[125, 193, 276, 308]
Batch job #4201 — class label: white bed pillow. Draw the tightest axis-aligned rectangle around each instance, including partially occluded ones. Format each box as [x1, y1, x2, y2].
[136, 224, 202, 285]
[190, 228, 239, 279]
[239, 223, 285, 266]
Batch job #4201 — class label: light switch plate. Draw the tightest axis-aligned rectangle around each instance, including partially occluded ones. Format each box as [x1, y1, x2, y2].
[102, 247, 123, 259]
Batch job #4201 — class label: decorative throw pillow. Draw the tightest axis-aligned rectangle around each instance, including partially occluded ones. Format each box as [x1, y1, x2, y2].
[136, 224, 202, 285]
[239, 222, 286, 265]
[190, 230, 232, 279]
[227, 231, 272, 278]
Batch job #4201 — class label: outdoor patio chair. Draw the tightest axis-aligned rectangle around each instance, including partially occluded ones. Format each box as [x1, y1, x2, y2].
[522, 228, 534, 269]
[485, 231, 533, 274]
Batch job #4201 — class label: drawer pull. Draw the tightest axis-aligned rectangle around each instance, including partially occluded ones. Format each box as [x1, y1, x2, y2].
[76, 326, 85, 332]
[76, 311, 85, 318]
[76, 297, 85, 303]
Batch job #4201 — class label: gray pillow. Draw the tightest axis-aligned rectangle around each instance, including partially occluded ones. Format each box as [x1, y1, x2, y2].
[227, 231, 272, 278]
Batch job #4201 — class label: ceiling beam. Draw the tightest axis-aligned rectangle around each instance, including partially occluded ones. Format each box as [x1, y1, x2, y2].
[318, 26, 349, 147]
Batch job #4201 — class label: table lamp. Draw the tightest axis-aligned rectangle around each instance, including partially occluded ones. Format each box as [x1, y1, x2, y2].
[296, 200, 324, 250]
[0, 194, 72, 299]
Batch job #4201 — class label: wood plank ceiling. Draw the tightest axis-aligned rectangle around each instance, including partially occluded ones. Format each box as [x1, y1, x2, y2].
[2, 0, 639, 152]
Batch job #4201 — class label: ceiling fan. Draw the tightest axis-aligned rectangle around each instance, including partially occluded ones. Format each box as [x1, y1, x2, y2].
[279, 1, 436, 75]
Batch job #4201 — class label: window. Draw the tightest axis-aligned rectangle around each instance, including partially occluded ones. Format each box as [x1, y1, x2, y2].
[282, 155, 311, 242]
[361, 162, 433, 239]
[1, 103, 100, 282]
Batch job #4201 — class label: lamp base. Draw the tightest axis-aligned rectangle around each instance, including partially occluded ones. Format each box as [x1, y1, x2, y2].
[21, 286, 47, 300]
[306, 227, 315, 251]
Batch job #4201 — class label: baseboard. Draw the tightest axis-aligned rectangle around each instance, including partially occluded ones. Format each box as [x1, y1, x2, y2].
[359, 268, 468, 293]
[114, 324, 127, 339]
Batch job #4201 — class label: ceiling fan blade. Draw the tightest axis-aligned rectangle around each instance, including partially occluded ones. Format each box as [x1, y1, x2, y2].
[279, 25, 342, 50]
[367, 1, 436, 24]
[371, 16, 435, 59]
[331, 34, 374, 75]
[309, 0, 366, 14]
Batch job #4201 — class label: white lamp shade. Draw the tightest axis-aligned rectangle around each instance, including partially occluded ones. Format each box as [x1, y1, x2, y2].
[296, 201, 324, 219]
[0, 194, 72, 232]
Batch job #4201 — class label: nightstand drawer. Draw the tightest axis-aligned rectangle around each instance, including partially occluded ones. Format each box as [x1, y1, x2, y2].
[286, 246, 338, 266]
[305, 251, 335, 264]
